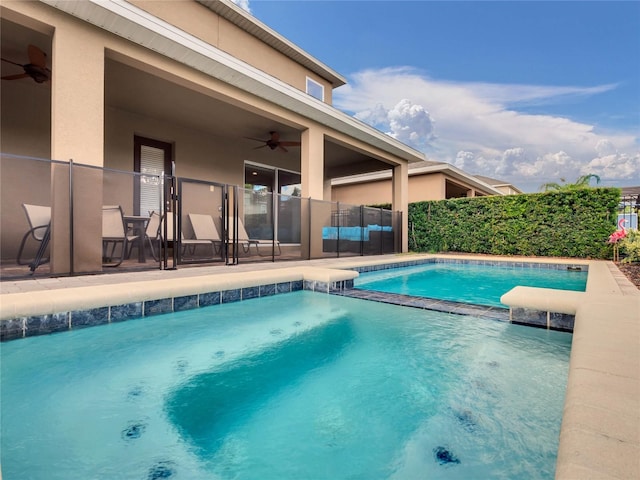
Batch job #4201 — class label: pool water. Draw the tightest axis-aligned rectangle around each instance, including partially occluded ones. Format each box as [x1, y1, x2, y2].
[0, 291, 571, 479]
[355, 262, 588, 307]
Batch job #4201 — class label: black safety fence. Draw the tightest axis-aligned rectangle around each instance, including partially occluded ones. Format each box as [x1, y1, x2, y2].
[617, 194, 639, 231]
[0, 154, 402, 280]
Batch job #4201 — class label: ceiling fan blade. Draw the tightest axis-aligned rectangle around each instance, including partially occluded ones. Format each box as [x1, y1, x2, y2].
[253, 144, 268, 150]
[279, 141, 301, 147]
[1, 57, 24, 67]
[1, 73, 30, 80]
[245, 136, 268, 143]
[28, 44, 47, 68]
[278, 145, 289, 153]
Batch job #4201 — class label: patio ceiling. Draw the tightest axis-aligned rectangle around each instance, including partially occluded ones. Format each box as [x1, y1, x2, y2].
[2, 16, 394, 178]
[104, 58, 392, 178]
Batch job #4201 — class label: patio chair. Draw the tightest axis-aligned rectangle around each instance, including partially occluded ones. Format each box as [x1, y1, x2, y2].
[17, 203, 51, 271]
[186, 213, 223, 258]
[159, 213, 218, 260]
[102, 205, 138, 267]
[227, 216, 281, 257]
[128, 210, 161, 261]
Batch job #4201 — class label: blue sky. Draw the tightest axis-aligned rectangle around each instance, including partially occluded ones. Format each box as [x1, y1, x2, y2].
[236, 0, 639, 192]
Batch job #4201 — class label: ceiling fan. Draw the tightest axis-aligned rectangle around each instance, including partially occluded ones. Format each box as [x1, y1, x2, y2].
[1, 44, 51, 84]
[246, 131, 301, 153]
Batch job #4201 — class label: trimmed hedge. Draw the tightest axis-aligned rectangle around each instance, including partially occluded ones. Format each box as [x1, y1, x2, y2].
[408, 188, 620, 259]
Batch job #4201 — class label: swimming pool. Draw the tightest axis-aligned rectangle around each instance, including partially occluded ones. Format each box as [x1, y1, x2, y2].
[0, 291, 571, 479]
[355, 262, 588, 307]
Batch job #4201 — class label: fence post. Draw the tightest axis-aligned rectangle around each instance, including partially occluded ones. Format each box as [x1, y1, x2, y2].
[69, 158, 74, 275]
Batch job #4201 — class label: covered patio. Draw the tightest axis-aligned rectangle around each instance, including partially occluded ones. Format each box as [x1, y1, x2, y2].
[1, 1, 423, 279]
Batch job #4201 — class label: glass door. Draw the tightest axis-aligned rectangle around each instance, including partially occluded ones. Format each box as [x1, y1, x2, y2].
[244, 163, 301, 243]
[277, 169, 301, 244]
[244, 164, 275, 240]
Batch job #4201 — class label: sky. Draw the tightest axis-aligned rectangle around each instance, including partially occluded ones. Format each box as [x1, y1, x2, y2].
[233, 0, 639, 193]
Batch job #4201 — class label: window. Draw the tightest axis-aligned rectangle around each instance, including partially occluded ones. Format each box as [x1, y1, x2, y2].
[134, 136, 172, 215]
[306, 77, 324, 101]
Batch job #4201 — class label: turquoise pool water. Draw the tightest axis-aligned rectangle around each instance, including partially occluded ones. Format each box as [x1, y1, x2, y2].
[0, 291, 571, 479]
[355, 262, 588, 307]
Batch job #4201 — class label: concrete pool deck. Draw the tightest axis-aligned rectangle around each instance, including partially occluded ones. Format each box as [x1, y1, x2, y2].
[0, 253, 638, 479]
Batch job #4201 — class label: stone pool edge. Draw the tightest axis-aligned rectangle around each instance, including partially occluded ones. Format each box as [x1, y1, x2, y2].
[0, 266, 357, 341]
[1, 254, 590, 340]
[0, 253, 637, 480]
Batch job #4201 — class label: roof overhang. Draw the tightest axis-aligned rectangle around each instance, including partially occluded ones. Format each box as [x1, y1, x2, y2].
[197, 0, 347, 88]
[40, 0, 425, 164]
[332, 161, 504, 196]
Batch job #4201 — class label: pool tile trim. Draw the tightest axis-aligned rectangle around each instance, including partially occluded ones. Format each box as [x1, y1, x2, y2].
[0, 271, 356, 341]
[347, 256, 589, 274]
[335, 289, 511, 323]
[345, 256, 582, 331]
[0, 279, 301, 341]
[0, 257, 588, 341]
[0, 253, 637, 480]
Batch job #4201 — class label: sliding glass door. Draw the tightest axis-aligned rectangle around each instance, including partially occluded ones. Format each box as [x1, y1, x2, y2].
[244, 163, 301, 243]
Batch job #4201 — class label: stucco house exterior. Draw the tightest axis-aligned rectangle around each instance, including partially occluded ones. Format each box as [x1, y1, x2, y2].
[331, 160, 521, 205]
[472, 175, 523, 196]
[1, 0, 425, 276]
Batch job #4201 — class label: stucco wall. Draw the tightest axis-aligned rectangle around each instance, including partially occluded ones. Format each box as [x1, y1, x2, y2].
[408, 174, 447, 201]
[332, 172, 497, 204]
[0, 74, 51, 158]
[332, 173, 449, 205]
[105, 107, 300, 186]
[332, 179, 391, 205]
[130, 0, 333, 103]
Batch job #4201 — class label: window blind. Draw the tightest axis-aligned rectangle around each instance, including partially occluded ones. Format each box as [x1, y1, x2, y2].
[139, 145, 164, 216]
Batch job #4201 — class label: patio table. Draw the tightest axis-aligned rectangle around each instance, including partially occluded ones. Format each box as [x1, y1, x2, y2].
[124, 215, 149, 263]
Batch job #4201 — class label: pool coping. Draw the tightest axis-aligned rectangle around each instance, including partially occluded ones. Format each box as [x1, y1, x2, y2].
[334, 288, 511, 323]
[0, 253, 638, 479]
[0, 266, 358, 339]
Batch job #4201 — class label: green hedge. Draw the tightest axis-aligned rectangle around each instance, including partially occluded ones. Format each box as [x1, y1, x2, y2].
[408, 188, 620, 259]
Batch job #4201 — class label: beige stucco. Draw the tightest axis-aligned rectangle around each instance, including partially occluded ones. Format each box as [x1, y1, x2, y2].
[333, 170, 498, 205]
[332, 172, 448, 205]
[332, 179, 391, 205]
[129, 0, 334, 103]
[1, 0, 421, 272]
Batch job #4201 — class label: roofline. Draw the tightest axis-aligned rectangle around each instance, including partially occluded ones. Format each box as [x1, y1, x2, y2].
[332, 162, 504, 195]
[473, 176, 523, 193]
[41, 0, 423, 164]
[489, 184, 524, 193]
[197, 0, 347, 88]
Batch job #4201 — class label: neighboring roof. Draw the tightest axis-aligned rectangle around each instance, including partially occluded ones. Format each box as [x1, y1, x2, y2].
[198, 0, 347, 88]
[41, 0, 424, 164]
[332, 161, 504, 196]
[620, 186, 640, 197]
[473, 175, 523, 194]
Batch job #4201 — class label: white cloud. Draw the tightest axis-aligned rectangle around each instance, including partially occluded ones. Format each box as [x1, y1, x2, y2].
[356, 99, 435, 148]
[354, 103, 389, 128]
[230, 0, 251, 13]
[463, 82, 619, 108]
[595, 139, 616, 157]
[388, 99, 436, 147]
[334, 67, 640, 192]
[454, 151, 475, 170]
[582, 150, 640, 180]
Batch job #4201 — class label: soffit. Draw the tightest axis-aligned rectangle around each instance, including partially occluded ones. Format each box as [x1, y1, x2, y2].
[40, 0, 424, 165]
